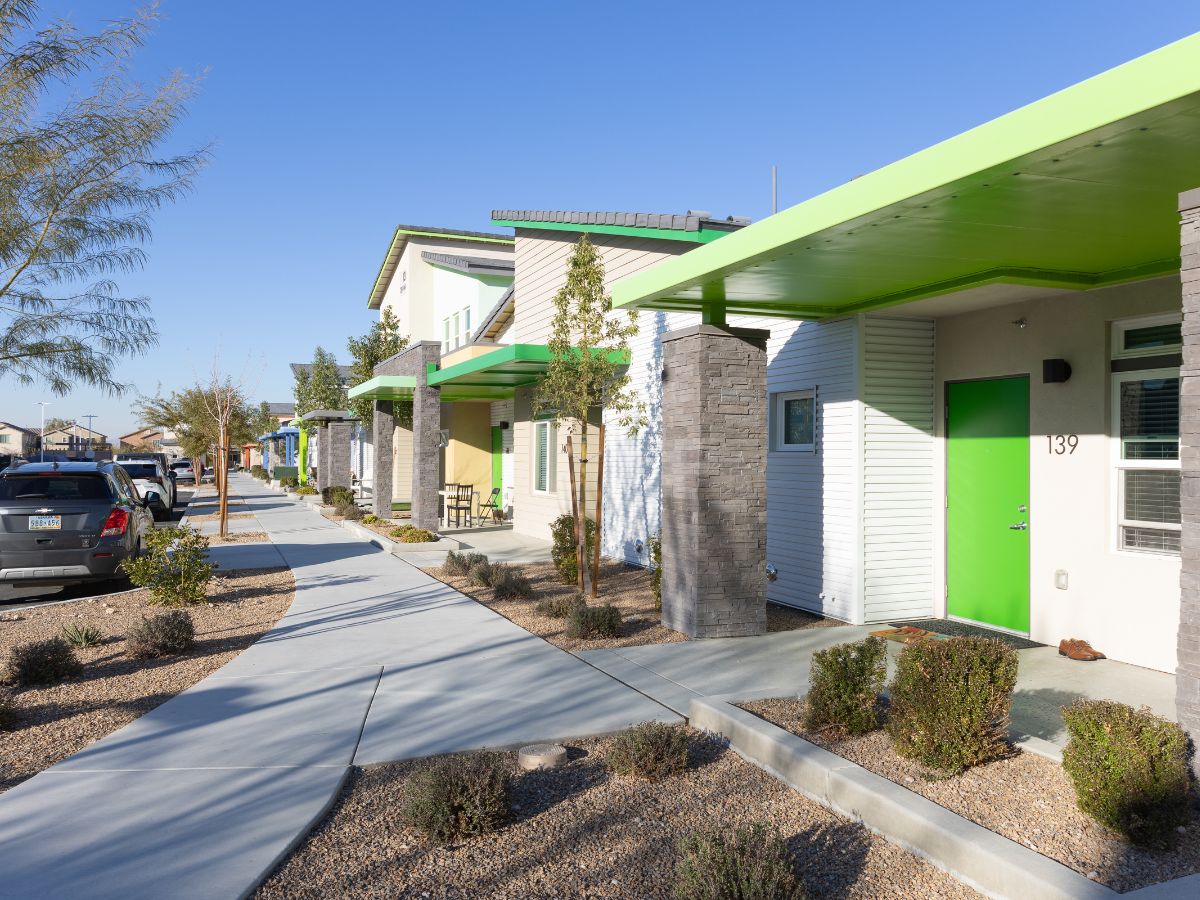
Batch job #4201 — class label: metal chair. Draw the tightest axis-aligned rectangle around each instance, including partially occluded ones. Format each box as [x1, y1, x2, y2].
[447, 482, 474, 528]
[479, 487, 502, 523]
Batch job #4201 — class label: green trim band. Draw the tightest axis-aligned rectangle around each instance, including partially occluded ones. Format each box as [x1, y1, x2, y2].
[490, 218, 728, 244]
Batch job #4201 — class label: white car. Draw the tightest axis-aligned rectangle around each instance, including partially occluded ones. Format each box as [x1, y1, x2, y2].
[170, 460, 196, 483]
[116, 460, 173, 521]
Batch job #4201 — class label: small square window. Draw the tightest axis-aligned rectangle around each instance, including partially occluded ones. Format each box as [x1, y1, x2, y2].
[773, 389, 816, 451]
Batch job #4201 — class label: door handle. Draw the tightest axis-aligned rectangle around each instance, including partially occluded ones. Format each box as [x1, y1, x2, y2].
[1009, 521, 1028, 531]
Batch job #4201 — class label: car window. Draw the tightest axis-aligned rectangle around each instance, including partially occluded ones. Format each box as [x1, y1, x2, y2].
[0, 475, 114, 501]
[119, 463, 160, 479]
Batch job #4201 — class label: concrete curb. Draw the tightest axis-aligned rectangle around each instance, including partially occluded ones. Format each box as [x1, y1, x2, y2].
[338, 519, 461, 553]
[689, 697, 1114, 900]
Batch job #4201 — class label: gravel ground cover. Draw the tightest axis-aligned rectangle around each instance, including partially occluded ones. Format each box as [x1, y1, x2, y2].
[739, 698, 1200, 892]
[206, 531, 270, 544]
[0, 567, 293, 793]
[255, 729, 979, 900]
[426, 560, 840, 651]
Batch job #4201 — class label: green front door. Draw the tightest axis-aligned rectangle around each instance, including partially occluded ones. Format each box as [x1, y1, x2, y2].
[946, 376, 1030, 634]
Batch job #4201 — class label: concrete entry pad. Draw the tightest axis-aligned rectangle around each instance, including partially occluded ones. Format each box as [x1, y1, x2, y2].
[0, 765, 348, 900]
[205, 541, 285, 571]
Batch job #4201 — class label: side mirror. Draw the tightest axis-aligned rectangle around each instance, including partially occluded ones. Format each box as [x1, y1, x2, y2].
[169, 471, 177, 481]
[143, 490, 161, 505]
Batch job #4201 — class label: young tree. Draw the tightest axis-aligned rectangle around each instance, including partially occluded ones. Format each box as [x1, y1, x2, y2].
[535, 235, 644, 597]
[0, 1, 206, 395]
[294, 346, 346, 429]
[347, 307, 408, 426]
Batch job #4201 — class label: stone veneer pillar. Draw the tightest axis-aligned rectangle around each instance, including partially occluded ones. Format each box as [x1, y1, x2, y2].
[372, 398, 395, 518]
[660, 324, 769, 638]
[316, 424, 331, 492]
[327, 421, 354, 490]
[1178, 187, 1200, 774]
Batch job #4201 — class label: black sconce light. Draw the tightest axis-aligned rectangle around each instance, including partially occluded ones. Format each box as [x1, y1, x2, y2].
[1042, 359, 1072, 384]
[500, 421, 510, 430]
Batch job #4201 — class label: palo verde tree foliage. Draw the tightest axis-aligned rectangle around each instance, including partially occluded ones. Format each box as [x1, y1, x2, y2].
[535, 235, 644, 596]
[0, 1, 206, 395]
[347, 306, 409, 427]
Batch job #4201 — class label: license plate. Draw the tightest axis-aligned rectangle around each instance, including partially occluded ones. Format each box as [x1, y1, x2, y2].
[29, 515, 61, 530]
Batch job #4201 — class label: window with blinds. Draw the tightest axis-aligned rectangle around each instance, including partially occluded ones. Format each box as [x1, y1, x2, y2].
[533, 421, 554, 493]
[1113, 358, 1180, 554]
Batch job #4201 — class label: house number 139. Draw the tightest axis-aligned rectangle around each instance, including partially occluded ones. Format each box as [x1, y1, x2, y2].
[1047, 434, 1078, 455]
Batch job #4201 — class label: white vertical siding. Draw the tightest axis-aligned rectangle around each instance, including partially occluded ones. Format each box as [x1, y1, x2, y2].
[764, 317, 861, 623]
[861, 315, 936, 623]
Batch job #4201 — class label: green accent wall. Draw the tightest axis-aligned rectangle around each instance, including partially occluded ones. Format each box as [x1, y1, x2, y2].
[946, 377, 1030, 633]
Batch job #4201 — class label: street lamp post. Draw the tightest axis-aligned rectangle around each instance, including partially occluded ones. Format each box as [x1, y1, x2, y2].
[82, 414, 97, 458]
[35, 401, 49, 462]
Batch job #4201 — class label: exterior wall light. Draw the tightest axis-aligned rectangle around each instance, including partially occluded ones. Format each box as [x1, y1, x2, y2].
[635, 539, 644, 554]
[766, 563, 778, 582]
[1043, 358, 1072, 383]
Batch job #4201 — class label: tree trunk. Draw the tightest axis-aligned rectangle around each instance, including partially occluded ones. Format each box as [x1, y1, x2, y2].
[218, 423, 229, 538]
[591, 423, 605, 599]
[565, 434, 585, 594]
[578, 423, 589, 597]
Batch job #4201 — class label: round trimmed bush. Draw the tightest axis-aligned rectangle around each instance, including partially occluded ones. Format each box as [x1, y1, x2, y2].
[675, 823, 805, 899]
[402, 751, 510, 842]
[804, 636, 886, 737]
[5, 637, 82, 686]
[126, 611, 195, 659]
[607, 721, 689, 780]
[565, 603, 621, 639]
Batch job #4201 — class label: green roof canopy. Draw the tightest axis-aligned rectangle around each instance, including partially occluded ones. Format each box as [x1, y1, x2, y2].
[347, 375, 417, 401]
[612, 33, 1200, 320]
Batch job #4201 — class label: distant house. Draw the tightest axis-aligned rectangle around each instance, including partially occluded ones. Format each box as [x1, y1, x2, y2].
[267, 402, 296, 426]
[40, 424, 107, 454]
[119, 426, 163, 452]
[0, 422, 39, 457]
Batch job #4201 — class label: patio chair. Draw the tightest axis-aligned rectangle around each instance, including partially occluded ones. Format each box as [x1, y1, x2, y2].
[479, 487, 502, 523]
[447, 482, 474, 528]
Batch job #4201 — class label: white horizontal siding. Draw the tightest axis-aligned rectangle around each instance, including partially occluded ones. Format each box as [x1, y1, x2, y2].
[861, 315, 935, 623]
[764, 316, 860, 623]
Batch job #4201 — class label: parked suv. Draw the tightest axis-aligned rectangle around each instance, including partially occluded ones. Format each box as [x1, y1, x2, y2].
[170, 460, 196, 483]
[115, 459, 175, 518]
[0, 462, 157, 588]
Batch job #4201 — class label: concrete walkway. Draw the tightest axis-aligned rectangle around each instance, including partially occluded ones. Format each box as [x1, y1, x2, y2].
[579, 627, 1175, 754]
[0, 475, 676, 900]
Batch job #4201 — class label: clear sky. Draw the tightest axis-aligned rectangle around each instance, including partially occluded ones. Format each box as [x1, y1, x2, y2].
[6, 0, 1200, 440]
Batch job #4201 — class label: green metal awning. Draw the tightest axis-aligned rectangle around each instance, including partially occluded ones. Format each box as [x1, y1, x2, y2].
[431, 343, 631, 401]
[611, 33, 1200, 320]
[347, 375, 417, 401]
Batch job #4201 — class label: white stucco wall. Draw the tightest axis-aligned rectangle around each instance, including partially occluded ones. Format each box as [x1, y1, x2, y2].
[933, 276, 1181, 672]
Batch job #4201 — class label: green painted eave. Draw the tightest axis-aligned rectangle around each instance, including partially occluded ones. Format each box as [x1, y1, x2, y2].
[428, 343, 630, 400]
[490, 218, 729, 244]
[367, 227, 514, 310]
[347, 374, 417, 400]
[611, 32, 1200, 320]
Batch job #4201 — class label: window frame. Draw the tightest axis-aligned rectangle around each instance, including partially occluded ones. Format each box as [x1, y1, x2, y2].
[532, 420, 556, 494]
[1111, 312, 1182, 360]
[1110, 365, 1181, 556]
[771, 388, 817, 453]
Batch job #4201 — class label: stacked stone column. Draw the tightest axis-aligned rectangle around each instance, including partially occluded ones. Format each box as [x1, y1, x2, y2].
[660, 324, 769, 638]
[316, 424, 331, 492]
[371, 398, 395, 518]
[327, 422, 353, 490]
[1179, 187, 1200, 774]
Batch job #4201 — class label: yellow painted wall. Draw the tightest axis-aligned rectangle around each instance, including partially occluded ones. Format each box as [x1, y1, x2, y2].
[441, 344, 503, 367]
[444, 402, 492, 513]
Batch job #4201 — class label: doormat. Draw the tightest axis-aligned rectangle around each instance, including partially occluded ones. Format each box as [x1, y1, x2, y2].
[890, 619, 1044, 651]
[870, 626, 950, 645]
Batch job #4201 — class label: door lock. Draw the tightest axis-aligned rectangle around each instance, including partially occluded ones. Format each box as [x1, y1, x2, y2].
[1009, 521, 1028, 531]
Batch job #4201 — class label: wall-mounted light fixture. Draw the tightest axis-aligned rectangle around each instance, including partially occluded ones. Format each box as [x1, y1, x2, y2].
[1012, 317, 1029, 329]
[1043, 358, 1072, 384]
[766, 563, 778, 582]
[635, 539, 644, 554]
[500, 421, 510, 430]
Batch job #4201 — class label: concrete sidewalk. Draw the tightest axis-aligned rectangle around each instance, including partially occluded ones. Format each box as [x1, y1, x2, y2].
[0, 475, 676, 900]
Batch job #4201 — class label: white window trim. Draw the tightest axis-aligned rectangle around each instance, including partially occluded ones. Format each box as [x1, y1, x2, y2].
[772, 388, 817, 452]
[1111, 312, 1182, 360]
[1109, 366, 1180, 556]
[532, 420, 556, 494]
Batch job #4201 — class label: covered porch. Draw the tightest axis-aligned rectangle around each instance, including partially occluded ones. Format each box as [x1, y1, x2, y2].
[611, 34, 1200, 755]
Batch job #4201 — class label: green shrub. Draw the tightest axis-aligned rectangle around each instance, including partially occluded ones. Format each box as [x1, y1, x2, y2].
[126, 611, 195, 659]
[393, 527, 436, 543]
[888, 636, 1017, 774]
[442, 550, 489, 577]
[675, 823, 805, 900]
[362, 514, 380, 525]
[122, 525, 213, 607]
[565, 603, 621, 639]
[1062, 700, 1191, 847]
[536, 592, 586, 619]
[647, 533, 662, 610]
[279, 476, 298, 488]
[607, 721, 689, 780]
[295, 485, 317, 496]
[490, 565, 533, 600]
[335, 501, 363, 521]
[550, 514, 596, 585]
[61, 622, 103, 649]
[402, 751, 511, 842]
[5, 638, 82, 686]
[804, 636, 886, 737]
[0, 686, 17, 730]
[469, 559, 499, 588]
[322, 486, 354, 507]
[250, 465, 265, 479]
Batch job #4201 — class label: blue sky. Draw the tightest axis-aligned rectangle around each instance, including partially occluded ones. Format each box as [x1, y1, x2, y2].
[8, 1, 1200, 439]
